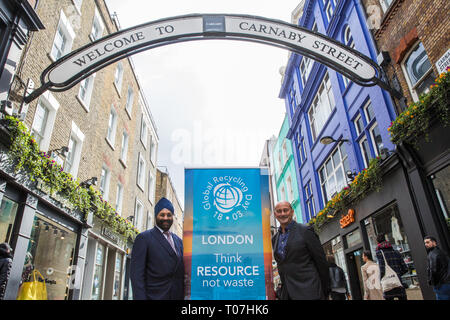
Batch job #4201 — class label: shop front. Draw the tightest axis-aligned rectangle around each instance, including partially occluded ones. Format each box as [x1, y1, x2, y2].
[81, 216, 128, 300]
[0, 172, 88, 300]
[317, 153, 435, 300]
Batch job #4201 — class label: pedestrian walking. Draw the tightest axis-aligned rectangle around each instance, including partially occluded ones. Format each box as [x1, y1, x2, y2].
[327, 254, 349, 300]
[0, 242, 13, 300]
[361, 250, 384, 300]
[424, 236, 450, 300]
[375, 234, 408, 300]
[130, 197, 184, 300]
[272, 201, 330, 300]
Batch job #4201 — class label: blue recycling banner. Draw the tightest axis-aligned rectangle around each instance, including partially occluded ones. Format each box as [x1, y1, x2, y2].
[184, 167, 273, 300]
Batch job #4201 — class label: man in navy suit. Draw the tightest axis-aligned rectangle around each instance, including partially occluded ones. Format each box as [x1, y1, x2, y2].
[272, 201, 330, 300]
[130, 197, 185, 300]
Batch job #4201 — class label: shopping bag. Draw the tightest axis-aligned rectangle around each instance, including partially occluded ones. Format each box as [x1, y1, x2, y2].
[17, 269, 48, 300]
[380, 251, 403, 292]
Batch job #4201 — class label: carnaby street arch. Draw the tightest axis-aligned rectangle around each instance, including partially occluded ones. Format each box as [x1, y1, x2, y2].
[24, 14, 390, 103]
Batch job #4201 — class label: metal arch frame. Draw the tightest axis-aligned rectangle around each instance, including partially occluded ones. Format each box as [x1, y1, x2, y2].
[24, 13, 394, 103]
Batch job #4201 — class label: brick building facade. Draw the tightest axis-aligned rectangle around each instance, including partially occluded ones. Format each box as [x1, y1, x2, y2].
[155, 167, 184, 238]
[0, 0, 160, 300]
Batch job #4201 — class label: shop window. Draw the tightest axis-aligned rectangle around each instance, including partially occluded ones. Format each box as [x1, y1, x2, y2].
[91, 243, 105, 300]
[363, 204, 423, 300]
[430, 165, 450, 232]
[0, 196, 19, 244]
[322, 236, 350, 295]
[20, 214, 77, 300]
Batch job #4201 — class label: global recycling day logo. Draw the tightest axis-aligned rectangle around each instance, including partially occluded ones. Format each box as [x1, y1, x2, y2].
[202, 175, 253, 222]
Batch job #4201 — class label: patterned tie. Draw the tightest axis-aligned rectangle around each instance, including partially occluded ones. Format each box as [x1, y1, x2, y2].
[164, 231, 178, 255]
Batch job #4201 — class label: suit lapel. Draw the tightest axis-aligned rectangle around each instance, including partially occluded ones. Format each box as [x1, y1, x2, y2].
[153, 228, 177, 257]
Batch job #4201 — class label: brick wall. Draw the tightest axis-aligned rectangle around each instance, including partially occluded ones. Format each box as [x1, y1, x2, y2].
[12, 0, 158, 229]
[362, 0, 450, 111]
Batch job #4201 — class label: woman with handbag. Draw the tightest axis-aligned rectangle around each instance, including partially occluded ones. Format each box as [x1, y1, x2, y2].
[375, 234, 408, 300]
[361, 250, 384, 300]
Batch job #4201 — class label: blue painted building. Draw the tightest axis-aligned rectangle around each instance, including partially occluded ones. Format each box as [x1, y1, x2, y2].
[280, 0, 396, 224]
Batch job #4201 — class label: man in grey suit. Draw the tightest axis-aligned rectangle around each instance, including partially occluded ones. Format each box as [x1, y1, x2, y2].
[272, 201, 330, 300]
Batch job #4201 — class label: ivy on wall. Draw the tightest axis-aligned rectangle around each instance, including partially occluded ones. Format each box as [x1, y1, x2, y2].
[309, 157, 382, 231]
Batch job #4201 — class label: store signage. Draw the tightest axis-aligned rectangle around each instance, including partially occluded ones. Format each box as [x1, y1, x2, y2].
[435, 48, 450, 74]
[101, 226, 119, 244]
[340, 208, 355, 228]
[25, 14, 383, 103]
[184, 167, 274, 300]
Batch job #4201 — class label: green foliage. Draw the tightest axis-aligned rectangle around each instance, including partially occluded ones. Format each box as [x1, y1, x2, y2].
[389, 68, 450, 147]
[309, 157, 383, 231]
[4, 116, 139, 239]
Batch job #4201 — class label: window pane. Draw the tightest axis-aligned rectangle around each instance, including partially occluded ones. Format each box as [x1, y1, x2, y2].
[332, 150, 340, 168]
[326, 159, 333, 175]
[361, 139, 372, 167]
[0, 197, 19, 244]
[64, 136, 77, 172]
[365, 102, 375, 122]
[335, 167, 345, 191]
[370, 124, 383, 156]
[405, 43, 432, 86]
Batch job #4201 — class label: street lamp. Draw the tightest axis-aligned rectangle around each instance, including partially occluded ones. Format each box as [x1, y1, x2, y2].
[319, 136, 349, 145]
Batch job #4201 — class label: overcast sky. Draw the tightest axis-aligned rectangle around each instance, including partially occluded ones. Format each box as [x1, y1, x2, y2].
[104, 0, 302, 207]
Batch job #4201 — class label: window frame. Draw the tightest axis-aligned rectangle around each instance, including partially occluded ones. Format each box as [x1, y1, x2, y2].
[89, 7, 105, 42]
[114, 62, 124, 95]
[137, 152, 146, 191]
[99, 165, 111, 201]
[31, 92, 60, 152]
[50, 10, 76, 62]
[106, 105, 118, 148]
[308, 73, 335, 141]
[318, 143, 349, 204]
[401, 41, 435, 101]
[64, 121, 84, 178]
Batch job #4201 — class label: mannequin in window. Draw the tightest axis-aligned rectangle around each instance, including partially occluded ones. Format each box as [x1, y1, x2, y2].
[391, 216, 403, 245]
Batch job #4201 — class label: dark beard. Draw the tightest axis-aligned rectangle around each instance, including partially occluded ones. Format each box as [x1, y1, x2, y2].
[156, 219, 172, 231]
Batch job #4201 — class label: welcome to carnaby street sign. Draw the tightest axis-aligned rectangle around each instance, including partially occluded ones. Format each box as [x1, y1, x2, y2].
[24, 14, 386, 103]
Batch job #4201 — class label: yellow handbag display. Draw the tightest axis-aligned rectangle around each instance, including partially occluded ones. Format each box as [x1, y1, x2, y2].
[17, 270, 48, 300]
